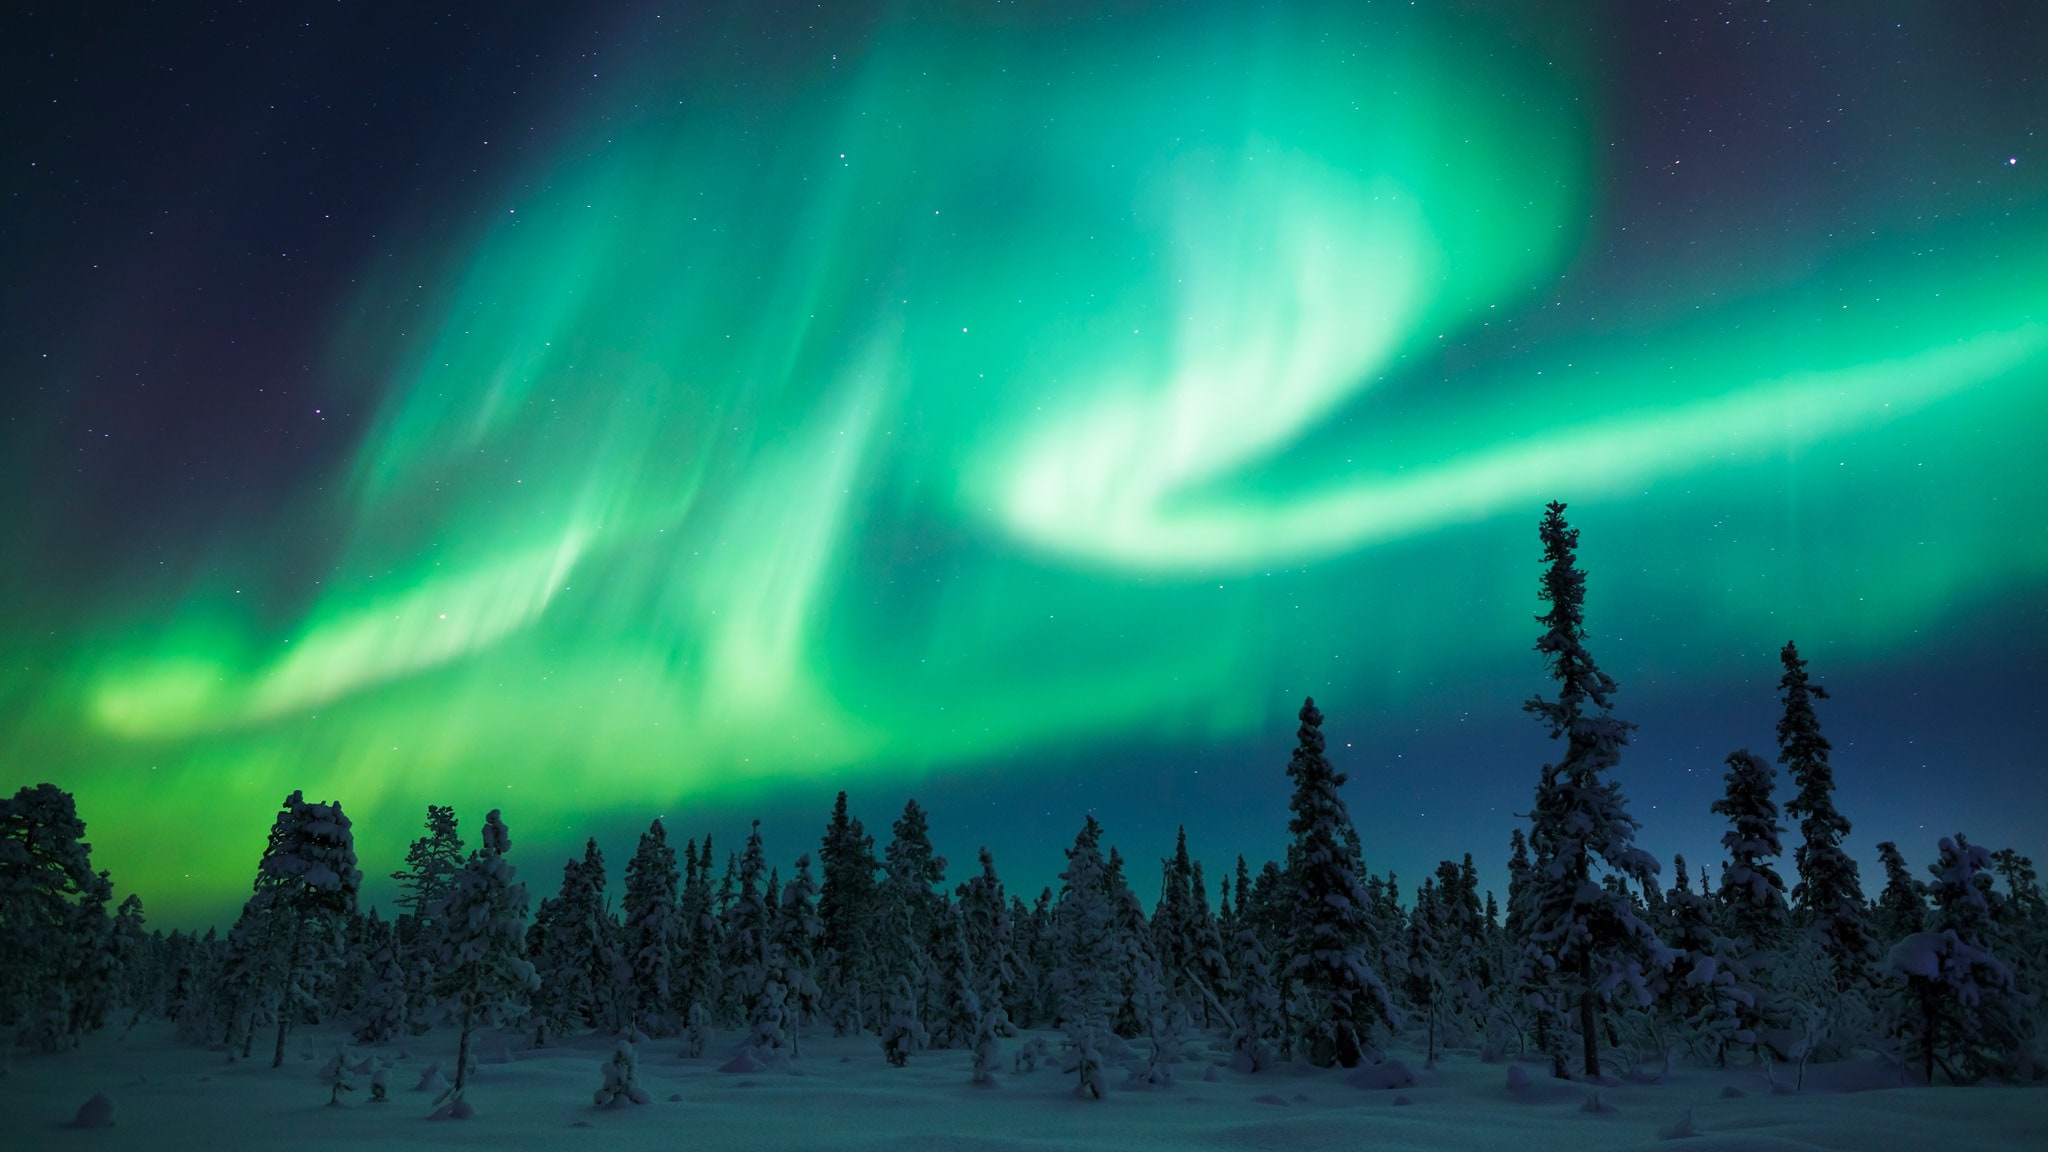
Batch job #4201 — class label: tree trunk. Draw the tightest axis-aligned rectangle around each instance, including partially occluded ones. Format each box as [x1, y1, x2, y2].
[273, 915, 305, 1068]
[1579, 951, 1599, 1079]
[1920, 984, 1936, 1085]
[454, 1003, 475, 1097]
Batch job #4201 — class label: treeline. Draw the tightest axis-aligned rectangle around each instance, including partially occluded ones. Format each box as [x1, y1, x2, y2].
[4, 503, 2042, 1099]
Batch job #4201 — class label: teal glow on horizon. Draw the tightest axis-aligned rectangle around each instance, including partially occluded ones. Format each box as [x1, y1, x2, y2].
[9, 5, 2046, 920]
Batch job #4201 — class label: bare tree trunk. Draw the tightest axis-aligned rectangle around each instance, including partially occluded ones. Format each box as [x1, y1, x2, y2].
[1579, 951, 1600, 1079]
[273, 916, 304, 1069]
[454, 1003, 475, 1098]
[1920, 985, 1936, 1085]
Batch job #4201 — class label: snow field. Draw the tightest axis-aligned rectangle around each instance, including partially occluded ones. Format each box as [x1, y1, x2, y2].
[4, 1022, 2042, 1152]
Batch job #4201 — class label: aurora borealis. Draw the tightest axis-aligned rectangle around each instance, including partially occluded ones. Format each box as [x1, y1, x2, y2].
[3, 2, 2044, 927]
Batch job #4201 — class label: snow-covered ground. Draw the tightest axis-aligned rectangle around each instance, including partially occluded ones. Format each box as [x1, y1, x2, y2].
[5, 1024, 2042, 1152]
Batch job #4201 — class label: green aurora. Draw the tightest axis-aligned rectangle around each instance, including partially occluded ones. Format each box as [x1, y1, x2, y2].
[5, 4, 2046, 921]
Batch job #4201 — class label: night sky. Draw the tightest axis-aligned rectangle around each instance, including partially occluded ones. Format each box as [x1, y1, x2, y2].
[3, 2, 2043, 930]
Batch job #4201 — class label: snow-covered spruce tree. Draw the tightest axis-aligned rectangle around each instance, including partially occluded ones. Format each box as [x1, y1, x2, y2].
[391, 805, 463, 942]
[621, 818, 680, 1037]
[1402, 878, 1448, 1066]
[1874, 841, 1928, 949]
[1151, 829, 1197, 1014]
[931, 915, 982, 1050]
[1186, 861, 1236, 1029]
[1712, 748, 1791, 1048]
[878, 973, 928, 1066]
[528, 840, 620, 1040]
[0, 783, 116, 1050]
[1519, 502, 1666, 1080]
[1053, 816, 1119, 1098]
[1655, 855, 1751, 1064]
[1109, 878, 1159, 1040]
[1885, 834, 2033, 1083]
[676, 836, 722, 1048]
[881, 799, 948, 1031]
[1016, 888, 1059, 1028]
[1775, 642, 1877, 991]
[430, 809, 538, 1110]
[1431, 856, 1491, 1043]
[774, 852, 824, 1055]
[1228, 906, 1283, 1071]
[722, 820, 781, 1048]
[1281, 697, 1398, 1069]
[817, 793, 879, 1035]
[970, 997, 1008, 1085]
[242, 790, 363, 1068]
[1989, 849, 2047, 1037]
[352, 909, 409, 1044]
[593, 1036, 652, 1107]
[956, 847, 1016, 1034]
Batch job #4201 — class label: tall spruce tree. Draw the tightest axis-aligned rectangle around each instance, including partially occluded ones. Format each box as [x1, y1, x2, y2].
[1711, 749, 1789, 1054]
[1886, 834, 2032, 1083]
[1875, 841, 1928, 945]
[621, 819, 680, 1036]
[817, 793, 879, 1033]
[245, 790, 362, 1068]
[1713, 749, 1791, 950]
[1776, 642, 1875, 988]
[1052, 816, 1117, 1098]
[1519, 502, 1664, 1079]
[1281, 697, 1396, 1068]
[956, 847, 1016, 1032]
[0, 783, 115, 1050]
[391, 806, 463, 938]
[430, 810, 537, 1108]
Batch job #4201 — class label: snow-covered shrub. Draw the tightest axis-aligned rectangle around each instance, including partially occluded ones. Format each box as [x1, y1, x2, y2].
[880, 975, 927, 1067]
[593, 1038, 653, 1107]
[970, 1003, 1007, 1085]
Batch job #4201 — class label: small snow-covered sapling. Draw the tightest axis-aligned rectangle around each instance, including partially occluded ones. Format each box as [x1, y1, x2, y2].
[319, 1047, 356, 1106]
[594, 1038, 653, 1107]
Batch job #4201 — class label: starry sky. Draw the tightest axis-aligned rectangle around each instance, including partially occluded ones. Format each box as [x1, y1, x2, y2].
[2, 1, 2044, 929]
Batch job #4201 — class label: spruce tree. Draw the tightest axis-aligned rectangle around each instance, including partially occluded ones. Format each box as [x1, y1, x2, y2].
[1776, 642, 1875, 987]
[1185, 861, 1235, 1028]
[1710, 749, 1791, 1054]
[353, 909, 409, 1044]
[882, 800, 946, 1028]
[0, 784, 115, 1050]
[1713, 749, 1791, 950]
[1403, 878, 1448, 1065]
[621, 819, 680, 1037]
[1281, 697, 1396, 1068]
[817, 793, 879, 1033]
[1052, 816, 1117, 1098]
[775, 852, 824, 1054]
[1886, 834, 2032, 1083]
[1874, 841, 1927, 945]
[677, 836, 722, 1043]
[1518, 502, 1665, 1079]
[722, 820, 778, 1039]
[430, 810, 537, 1109]
[955, 847, 1016, 1033]
[244, 790, 363, 1068]
[391, 806, 463, 938]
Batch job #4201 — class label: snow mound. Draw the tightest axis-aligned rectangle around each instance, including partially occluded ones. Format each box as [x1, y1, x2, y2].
[429, 1098, 476, 1120]
[1505, 1063, 1532, 1090]
[1250, 1093, 1289, 1106]
[1201, 1065, 1223, 1083]
[1343, 1061, 1416, 1090]
[74, 1092, 115, 1129]
[1720, 1084, 1746, 1099]
[1579, 1091, 1619, 1114]
[414, 1064, 448, 1093]
[1658, 1107, 1698, 1140]
[718, 1049, 767, 1074]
